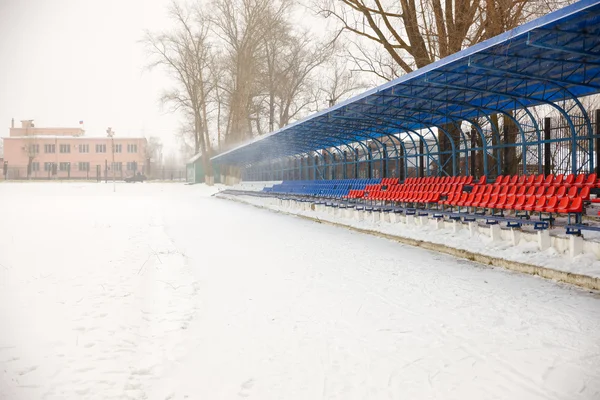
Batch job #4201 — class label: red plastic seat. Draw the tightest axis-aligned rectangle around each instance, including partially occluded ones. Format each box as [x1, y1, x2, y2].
[573, 174, 585, 187]
[476, 193, 491, 208]
[513, 195, 527, 211]
[542, 196, 558, 213]
[557, 197, 583, 214]
[533, 197, 548, 212]
[499, 185, 509, 195]
[459, 193, 475, 207]
[525, 186, 536, 196]
[494, 194, 508, 209]
[470, 193, 483, 208]
[456, 193, 468, 206]
[542, 174, 554, 187]
[494, 175, 504, 185]
[579, 186, 590, 200]
[534, 186, 546, 198]
[523, 196, 537, 211]
[525, 175, 536, 186]
[517, 175, 527, 185]
[564, 174, 575, 186]
[486, 194, 499, 208]
[533, 174, 545, 187]
[515, 186, 527, 196]
[503, 195, 517, 210]
[556, 186, 567, 198]
[545, 186, 556, 198]
[509, 175, 519, 185]
[567, 186, 578, 198]
[552, 174, 564, 187]
[507, 186, 517, 196]
[477, 176, 487, 185]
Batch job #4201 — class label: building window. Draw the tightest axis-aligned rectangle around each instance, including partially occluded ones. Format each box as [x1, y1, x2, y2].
[31, 162, 40, 171]
[114, 144, 122, 153]
[44, 144, 56, 153]
[79, 144, 89, 153]
[127, 144, 138, 153]
[28, 144, 40, 154]
[59, 162, 71, 171]
[111, 162, 122, 172]
[78, 162, 90, 172]
[96, 144, 106, 153]
[59, 144, 71, 153]
[44, 162, 53, 171]
[127, 161, 138, 171]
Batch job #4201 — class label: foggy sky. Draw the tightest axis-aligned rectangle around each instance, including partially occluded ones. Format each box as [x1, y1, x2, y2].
[0, 0, 181, 155]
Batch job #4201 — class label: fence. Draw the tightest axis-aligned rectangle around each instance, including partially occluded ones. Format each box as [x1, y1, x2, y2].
[0, 163, 185, 182]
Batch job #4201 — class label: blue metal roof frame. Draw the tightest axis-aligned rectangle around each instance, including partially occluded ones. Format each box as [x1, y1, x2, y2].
[212, 0, 600, 170]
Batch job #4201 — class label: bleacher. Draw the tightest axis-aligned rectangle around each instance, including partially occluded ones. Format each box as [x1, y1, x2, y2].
[258, 173, 600, 233]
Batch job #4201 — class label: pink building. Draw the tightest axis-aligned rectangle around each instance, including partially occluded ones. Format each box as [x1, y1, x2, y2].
[2, 120, 148, 180]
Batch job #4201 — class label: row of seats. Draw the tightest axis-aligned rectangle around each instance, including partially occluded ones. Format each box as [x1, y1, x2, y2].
[265, 178, 382, 197]
[493, 173, 599, 188]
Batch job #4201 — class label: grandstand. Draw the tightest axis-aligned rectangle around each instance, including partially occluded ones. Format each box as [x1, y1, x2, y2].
[215, 0, 600, 240]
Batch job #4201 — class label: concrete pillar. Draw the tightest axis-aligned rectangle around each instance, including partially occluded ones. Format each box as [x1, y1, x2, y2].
[490, 224, 502, 242]
[537, 229, 551, 251]
[406, 214, 415, 225]
[434, 218, 445, 230]
[390, 213, 398, 223]
[510, 228, 521, 246]
[569, 235, 583, 258]
[381, 212, 390, 223]
[468, 221, 478, 238]
[452, 220, 461, 233]
[372, 211, 380, 223]
[418, 215, 428, 226]
[355, 209, 364, 222]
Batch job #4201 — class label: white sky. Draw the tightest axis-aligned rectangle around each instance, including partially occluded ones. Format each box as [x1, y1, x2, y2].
[0, 0, 181, 153]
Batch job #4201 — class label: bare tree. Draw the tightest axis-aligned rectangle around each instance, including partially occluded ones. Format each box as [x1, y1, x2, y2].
[314, 55, 369, 111]
[143, 1, 214, 181]
[211, 0, 292, 145]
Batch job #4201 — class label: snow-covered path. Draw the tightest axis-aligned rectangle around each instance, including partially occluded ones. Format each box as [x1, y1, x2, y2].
[1, 183, 599, 400]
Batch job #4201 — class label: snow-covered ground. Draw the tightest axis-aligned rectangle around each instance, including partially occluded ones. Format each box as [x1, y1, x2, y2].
[227, 194, 600, 279]
[1, 182, 599, 400]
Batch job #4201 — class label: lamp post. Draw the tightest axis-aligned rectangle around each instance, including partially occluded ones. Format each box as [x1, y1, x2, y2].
[107, 127, 116, 192]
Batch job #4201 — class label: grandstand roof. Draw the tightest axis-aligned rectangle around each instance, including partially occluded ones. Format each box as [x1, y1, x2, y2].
[212, 0, 600, 167]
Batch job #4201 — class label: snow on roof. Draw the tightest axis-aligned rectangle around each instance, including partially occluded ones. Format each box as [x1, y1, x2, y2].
[187, 153, 203, 164]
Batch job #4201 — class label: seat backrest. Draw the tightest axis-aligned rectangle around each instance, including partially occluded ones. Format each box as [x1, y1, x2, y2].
[570, 197, 583, 213]
[471, 185, 480, 195]
[474, 193, 483, 202]
[556, 186, 567, 197]
[586, 173, 597, 184]
[517, 186, 527, 196]
[489, 193, 499, 204]
[526, 196, 537, 206]
[498, 194, 508, 204]
[557, 196, 569, 209]
[515, 195, 526, 206]
[534, 174, 544, 184]
[507, 186, 517, 195]
[464, 176, 473, 185]
[545, 186, 556, 197]
[484, 185, 493, 194]
[536, 197, 547, 207]
[535, 186, 545, 196]
[567, 186, 578, 197]
[546, 196, 558, 208]
[517, 175, 527, 185]
[478, 175, 487, 185]
[526, 186, 536, 196]
[494, 175, 504, 185]
[579, 186, 590, 200]
[526, 175, 536, 185]
[481, 193, 491, 203]
[502, 175, 511, 185]
[565, 174, 575, 185]
[544, 174, 554, 185]
[553, 174, 564, 185]
[509, 175, 519, 185]
[499, 185, 509, 195]
[575, 174, 585, 184]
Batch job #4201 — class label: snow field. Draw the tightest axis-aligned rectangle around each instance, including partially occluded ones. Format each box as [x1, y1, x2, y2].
[0, 182, 599, 399]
